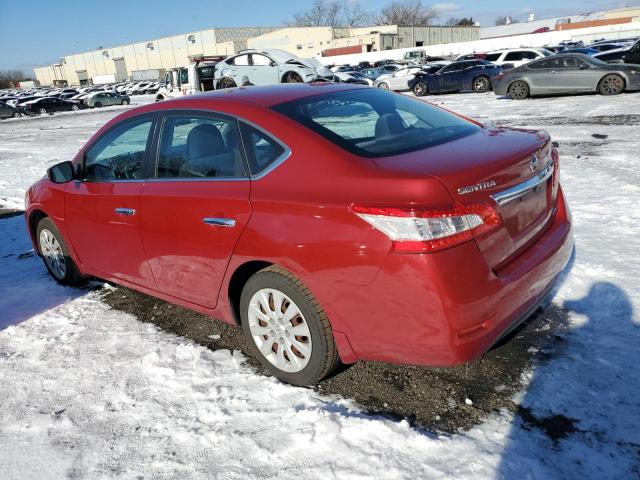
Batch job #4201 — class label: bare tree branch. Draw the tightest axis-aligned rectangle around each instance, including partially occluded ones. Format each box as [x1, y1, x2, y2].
[377, 0, 437, 26]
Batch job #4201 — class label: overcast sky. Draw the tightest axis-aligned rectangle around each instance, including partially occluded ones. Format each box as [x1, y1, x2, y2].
[0, 0, 637, 73]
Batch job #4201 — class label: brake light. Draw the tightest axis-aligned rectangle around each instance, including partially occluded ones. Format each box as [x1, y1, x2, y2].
[352, 204, 500, 253]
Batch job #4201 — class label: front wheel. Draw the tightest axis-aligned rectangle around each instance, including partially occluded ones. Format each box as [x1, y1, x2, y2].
[508, 80, 529, 100]
[219, 77, 237, 89]
[598, 74, 624, 95]
[94, 102, 102, 108]
[71, 104, 79, 111]
[11, 111, 19, 118]
[378, 82, 389, 90]
[36, 218, 83, 286]
[283, 72, 303, 83]
[121, 99, 129, 105]
[413, 81, 428, 96]
[39, 107, 47, 115]
[240, 266, 340, 385]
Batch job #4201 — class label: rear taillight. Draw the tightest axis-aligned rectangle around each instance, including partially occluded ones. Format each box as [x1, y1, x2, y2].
[352, 204, 501, 253]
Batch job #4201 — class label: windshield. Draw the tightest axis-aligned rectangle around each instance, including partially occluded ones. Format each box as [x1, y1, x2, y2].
[272, 88, 479, 158]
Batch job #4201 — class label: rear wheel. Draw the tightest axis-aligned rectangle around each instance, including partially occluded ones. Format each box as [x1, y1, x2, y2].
[94, 102, 102, 108]
[39, 107, 47, 115]
[378, 82, 389, 90]
[598, 74, 624, 95]
[508, 80, 529, 100]
[220, 77, 237, 89]
[472, 75, 490, 93]
[71, 104, 79, 111]
[240, 266, 340, 385]
[11, 111, 19, 118]
[413, 81, 428, 96]
[36, 218, 83, 286]
[121, 99, 129, 105]
[284, 72, 303, 83]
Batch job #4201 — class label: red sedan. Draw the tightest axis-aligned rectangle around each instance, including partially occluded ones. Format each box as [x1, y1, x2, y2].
[25, 83, 573, 385]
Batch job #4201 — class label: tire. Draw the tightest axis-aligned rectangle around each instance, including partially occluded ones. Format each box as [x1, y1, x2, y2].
[121, 99, 129, 105]
[508, 80, 529, 100]
[36, 217, 83, 286]
[71, 104, 79, 111]
[472, 75, 490, 93]
[413, 81, 428, 96]
[598, 74, 624, 95]
[155, 95, 164, 102]
[240, 266, 340, 385]
[39, 107, 47, 115]
[284, 72, 303, 83]
[220, 78, 237, 89]
[94, 102, 102, 108]
[378, 82, 389, 90]
[11, 111, 19, 118]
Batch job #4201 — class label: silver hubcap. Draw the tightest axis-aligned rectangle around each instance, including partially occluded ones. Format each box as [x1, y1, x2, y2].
[380, 83, 389, 89]
[39, 108, 46, 114]
[39, 229, 66, 279]
[602, 76, 622, 95]
[474, 78, 488, 91]
[248, 288, 312, 373]
[510, 82, 527, 98]
[415, 82, 426, 95]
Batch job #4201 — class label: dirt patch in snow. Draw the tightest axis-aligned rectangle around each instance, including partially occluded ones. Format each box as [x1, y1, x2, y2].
[102, 286, 570, 434]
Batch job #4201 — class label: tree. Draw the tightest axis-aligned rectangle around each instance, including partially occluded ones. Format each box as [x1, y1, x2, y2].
[0, 70, 28, 89]
[494, 15, 519, 26]
[343, 2, 372, 27]
[445, 17, 475, 26]
[377, 0, 437, 26]
[288, 0, 372, 27]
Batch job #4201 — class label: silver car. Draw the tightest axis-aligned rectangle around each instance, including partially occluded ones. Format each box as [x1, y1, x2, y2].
[375, 65, 439, 91]
[86, 91, 131, 108]
[214, 49, 324, 88]
[493, 53, 640, 99]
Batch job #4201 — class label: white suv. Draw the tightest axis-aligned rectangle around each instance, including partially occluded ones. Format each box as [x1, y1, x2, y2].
[484, 48, 553, 69]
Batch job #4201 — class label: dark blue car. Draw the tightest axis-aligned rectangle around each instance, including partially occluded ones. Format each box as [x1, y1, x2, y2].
[409, 60, 502, 96]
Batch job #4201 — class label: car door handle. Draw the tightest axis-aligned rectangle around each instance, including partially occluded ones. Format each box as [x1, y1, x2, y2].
[114, 208, 136, 216]
[203, 217, 236, 227]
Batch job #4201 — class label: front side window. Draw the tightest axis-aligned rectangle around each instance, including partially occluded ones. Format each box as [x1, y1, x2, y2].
[504, 51, 525, 61]
[233, 55, 250, 66]
[240, 123, 285, 175]
[251, 54, 272, 66]
[272, 88, 479, 158]
[156, 115, 246, 178]
[484, 53, 502, 62]
[84, 117, 153, 181]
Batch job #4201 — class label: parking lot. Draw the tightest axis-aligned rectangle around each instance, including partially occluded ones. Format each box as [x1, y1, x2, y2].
[1, 87, 639, 479]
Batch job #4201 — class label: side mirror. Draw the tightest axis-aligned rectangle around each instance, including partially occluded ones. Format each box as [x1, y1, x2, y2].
[47, 161, 75, 184]
[270, 61, 277, 67]
[579, 64, 590, 70]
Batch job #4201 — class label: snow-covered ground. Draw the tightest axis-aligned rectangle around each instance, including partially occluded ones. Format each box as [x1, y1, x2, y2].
[0, 91, 639, 479]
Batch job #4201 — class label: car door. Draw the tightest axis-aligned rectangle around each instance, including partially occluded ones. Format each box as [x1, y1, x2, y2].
[230, 54, 251, 85]
[389, 69, 408, 90]
[250, 53, 279, 85]
[436, 63, 462, 92]
[558, 57, 598, 91]
[138, 111, 251, 308]
[65, 114, 158, 288]
[526, 57, 564, 93]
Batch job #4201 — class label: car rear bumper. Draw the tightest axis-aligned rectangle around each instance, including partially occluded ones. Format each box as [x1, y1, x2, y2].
[335, 186, 573, 366]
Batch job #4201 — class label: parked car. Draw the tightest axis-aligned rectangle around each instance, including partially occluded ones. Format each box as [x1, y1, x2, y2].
[561, 48, 599, 56]
[26, 84, 573, 385]
[27, 83, 573, 386]
[455, 53, 487, 61]
[623, 39, 640, 64]
[0, 100, 21, 119]
[592, 47, 632, 64]
[334, 71, 373, 86]
[590, 42, 632, 52]
[409, 60, 502, 96]
[214, 49, 325, 88]
[86, 91, 131, 108]
[374, 66, 427, 91]
[21, 97, 79, 115]
[484, 48, 553, 69]
[493, 53, 640, 99]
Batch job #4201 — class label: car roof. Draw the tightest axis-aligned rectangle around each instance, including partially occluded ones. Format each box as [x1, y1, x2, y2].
[166, 82, 365, 108]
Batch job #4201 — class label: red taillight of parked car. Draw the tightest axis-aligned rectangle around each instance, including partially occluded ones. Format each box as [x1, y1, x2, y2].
[352, 204, 501, 253]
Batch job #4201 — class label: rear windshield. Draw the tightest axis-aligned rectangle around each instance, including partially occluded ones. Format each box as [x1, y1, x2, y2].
[272, 88, 479, 158]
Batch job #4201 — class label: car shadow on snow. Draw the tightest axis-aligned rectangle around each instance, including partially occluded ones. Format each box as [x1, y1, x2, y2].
[497, 279, 640, 479]
[0, 213, 81, 330]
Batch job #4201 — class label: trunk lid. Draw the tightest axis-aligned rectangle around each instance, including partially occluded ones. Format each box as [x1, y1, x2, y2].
[372, 126, 557, 269]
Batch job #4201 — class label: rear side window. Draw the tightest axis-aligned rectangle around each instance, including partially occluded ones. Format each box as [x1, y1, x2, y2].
[240, 123, 285, 175]
[84, 117, 153, 181]
[484, 53, 502, 62]
[504, 51, 525, 61]
[272, 88, 479, 158]
[156, 115, 246, 178]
